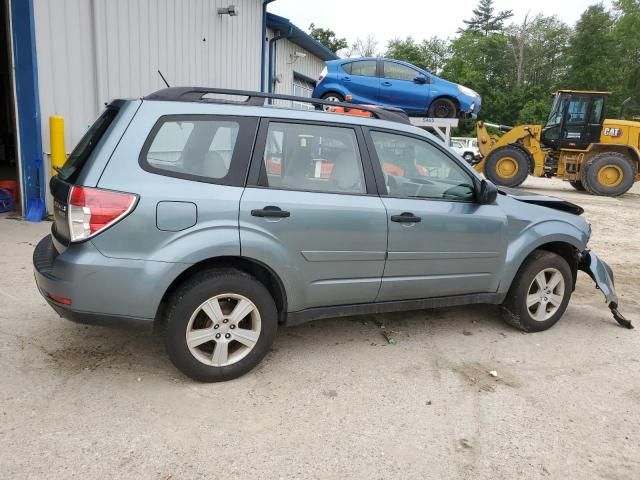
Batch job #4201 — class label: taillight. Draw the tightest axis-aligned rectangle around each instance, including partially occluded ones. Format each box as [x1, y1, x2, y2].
[318, 66, 327, 82]
[68, 185, 137, 242]
[47, 292, 72, 305]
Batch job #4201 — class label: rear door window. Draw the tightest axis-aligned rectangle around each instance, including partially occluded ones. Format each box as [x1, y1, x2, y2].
[260, 122, 366, 194]
[140, 115, 257, 186]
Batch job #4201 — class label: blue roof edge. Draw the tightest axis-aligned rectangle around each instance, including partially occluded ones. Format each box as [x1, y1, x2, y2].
[266, 12, 339, 61]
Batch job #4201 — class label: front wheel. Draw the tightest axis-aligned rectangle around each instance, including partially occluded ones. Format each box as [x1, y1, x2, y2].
[484, 146, 530, 187]
[428, 98, 457, 118]
[501, 250, 572, 332]
[463, 152, 475, 163]
[164, 269, 278, 382]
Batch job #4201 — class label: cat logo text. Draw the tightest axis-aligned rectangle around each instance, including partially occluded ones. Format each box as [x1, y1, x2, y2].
[603, 127, 622, 138]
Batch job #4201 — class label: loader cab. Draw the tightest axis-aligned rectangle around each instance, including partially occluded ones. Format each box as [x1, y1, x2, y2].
[541, 90, 609, 150]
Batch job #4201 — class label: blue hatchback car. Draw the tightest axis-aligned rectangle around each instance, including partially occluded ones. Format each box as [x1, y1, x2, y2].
[312, 58, 481, 118]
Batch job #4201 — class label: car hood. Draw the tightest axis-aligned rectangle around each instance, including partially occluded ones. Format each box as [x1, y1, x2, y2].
[498, 187, 584, 215]
[433, 76, 478, 98]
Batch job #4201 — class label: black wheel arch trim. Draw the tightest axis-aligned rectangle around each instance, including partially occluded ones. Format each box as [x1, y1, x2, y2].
[158, 256, 289, 324]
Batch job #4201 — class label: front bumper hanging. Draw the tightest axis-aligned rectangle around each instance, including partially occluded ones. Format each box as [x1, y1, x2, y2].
[579, 250, 633, 329]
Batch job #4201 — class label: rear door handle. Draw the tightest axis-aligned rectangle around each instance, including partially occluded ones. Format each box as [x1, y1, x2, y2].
[343, 76, 351, 82]
[251, 206, 290, 218]
[382, 81, 392, 87]
[391, 212, 421, 223]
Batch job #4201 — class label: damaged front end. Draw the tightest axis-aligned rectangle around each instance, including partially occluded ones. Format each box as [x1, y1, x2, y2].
[578, 251, 633, 329]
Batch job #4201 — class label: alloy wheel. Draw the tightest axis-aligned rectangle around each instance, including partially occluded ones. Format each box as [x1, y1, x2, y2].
[185, 293, 262, 367]
[526, 268, 565, 322]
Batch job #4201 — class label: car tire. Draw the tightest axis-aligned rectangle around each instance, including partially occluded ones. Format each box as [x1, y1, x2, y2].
[164, 268, 278, 382]
[428, 98, 457, 118]
[463, 152, 475, 163]
[580, 152, 636, 197]
[501, 250, 572, 332]
[569, 180, 586, 191]
[322, 92, 344, 103]
[484, 146, 530, 187]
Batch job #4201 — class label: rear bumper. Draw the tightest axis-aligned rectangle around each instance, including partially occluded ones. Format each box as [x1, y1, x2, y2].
[42, 297, 153, 331]
[33, 234, 184, 331]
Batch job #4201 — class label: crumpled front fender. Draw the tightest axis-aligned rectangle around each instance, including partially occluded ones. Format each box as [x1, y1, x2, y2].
[578, 250, 633, 329]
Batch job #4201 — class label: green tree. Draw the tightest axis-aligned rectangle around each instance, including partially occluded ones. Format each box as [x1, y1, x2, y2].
[443, 31, 515, 126]
[611, 0, 640, 115]
[507, 14, 570, 88]
[516, 98, 552, 124]
[462, 0, 513, 36]
[385, 36, 450, 73]
[565, 5, 615, 91]
[308, 23, 348, 53]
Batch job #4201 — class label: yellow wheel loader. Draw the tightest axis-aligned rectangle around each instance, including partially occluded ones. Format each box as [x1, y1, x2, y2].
[474, 91, 640, 196]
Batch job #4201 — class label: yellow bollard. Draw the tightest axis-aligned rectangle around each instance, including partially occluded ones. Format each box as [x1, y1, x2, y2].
[50, 116, 66, 176]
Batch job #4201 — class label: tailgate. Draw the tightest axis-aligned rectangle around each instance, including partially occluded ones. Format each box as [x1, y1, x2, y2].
[50, 175, 72, 248]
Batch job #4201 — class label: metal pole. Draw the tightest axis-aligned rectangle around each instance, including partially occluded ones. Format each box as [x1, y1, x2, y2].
[49, 116, 65, 176]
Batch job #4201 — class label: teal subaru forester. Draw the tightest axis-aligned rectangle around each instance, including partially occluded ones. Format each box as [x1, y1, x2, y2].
[34, 88, 631, 382]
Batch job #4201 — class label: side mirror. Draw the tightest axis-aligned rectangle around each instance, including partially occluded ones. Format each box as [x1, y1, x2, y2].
[476, 179, 498, 204]
[414, 75, 428, 84]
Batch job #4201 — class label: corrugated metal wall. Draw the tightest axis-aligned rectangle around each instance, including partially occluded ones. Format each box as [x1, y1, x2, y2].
[34, 0, 263, 153]
[269, 30, 325, 99]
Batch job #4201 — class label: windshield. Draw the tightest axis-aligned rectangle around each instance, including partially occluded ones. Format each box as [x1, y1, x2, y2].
[58, 106, 120, 182]
[546, 94, 565, 127]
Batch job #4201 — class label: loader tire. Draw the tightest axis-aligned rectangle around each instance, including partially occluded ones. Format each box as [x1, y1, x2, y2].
[484, 146, 530, 188]
[581, 152, 636, 197]
[569, 180, 586, 191]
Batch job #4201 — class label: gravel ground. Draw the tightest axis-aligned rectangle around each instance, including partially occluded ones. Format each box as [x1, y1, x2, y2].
[1, 177, 639, 479]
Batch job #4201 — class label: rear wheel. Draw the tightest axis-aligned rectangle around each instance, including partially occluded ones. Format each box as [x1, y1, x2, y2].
[321, 92, 344, 110]
[463, 152, 475, 163]
[569, 180, 586, 191]
[428, 98, 457, 118]
[581, 152, 636, 196]
[501, 250, 572, 332]
[164, 269, 278, 382]
[484, 146, 530, 187]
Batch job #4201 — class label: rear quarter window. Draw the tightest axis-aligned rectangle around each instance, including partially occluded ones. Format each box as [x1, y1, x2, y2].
[342, 61, 377, 77]
[58, 106, 119, 183]
[139, 115, 257, 186]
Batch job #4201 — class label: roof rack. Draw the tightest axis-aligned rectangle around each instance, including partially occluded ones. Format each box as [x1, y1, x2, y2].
[143, 87, 410, 125]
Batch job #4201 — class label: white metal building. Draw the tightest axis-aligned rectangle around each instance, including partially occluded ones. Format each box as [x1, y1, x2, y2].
[0, 0, 337, 219]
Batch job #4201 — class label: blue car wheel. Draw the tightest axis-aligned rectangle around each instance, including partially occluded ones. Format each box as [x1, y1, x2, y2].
[428, 98, 457, 118]
[322, 92, 343, 103]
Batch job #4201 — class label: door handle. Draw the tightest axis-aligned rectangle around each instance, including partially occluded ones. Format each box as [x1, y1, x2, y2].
[391, 212, 421, 223]
[343, 76, 351, 82]
[251, 206, 290, 218]
[382, 81, 392, 87]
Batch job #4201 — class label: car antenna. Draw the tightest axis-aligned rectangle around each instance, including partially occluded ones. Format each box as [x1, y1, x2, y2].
[158, 70, 170, 88]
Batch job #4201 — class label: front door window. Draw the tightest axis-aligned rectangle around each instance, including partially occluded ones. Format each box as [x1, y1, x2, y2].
[370, 130, 475, 201]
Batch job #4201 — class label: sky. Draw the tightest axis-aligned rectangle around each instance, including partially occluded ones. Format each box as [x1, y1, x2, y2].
[270, 0, 614, 52]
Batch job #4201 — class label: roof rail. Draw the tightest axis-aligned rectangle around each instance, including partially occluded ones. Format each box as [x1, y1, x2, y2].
[143, 87, 410, 125]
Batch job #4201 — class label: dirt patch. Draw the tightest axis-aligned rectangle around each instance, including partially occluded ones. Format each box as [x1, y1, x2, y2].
[45, 341, 135, 373]
[452, 362, 521, 392]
